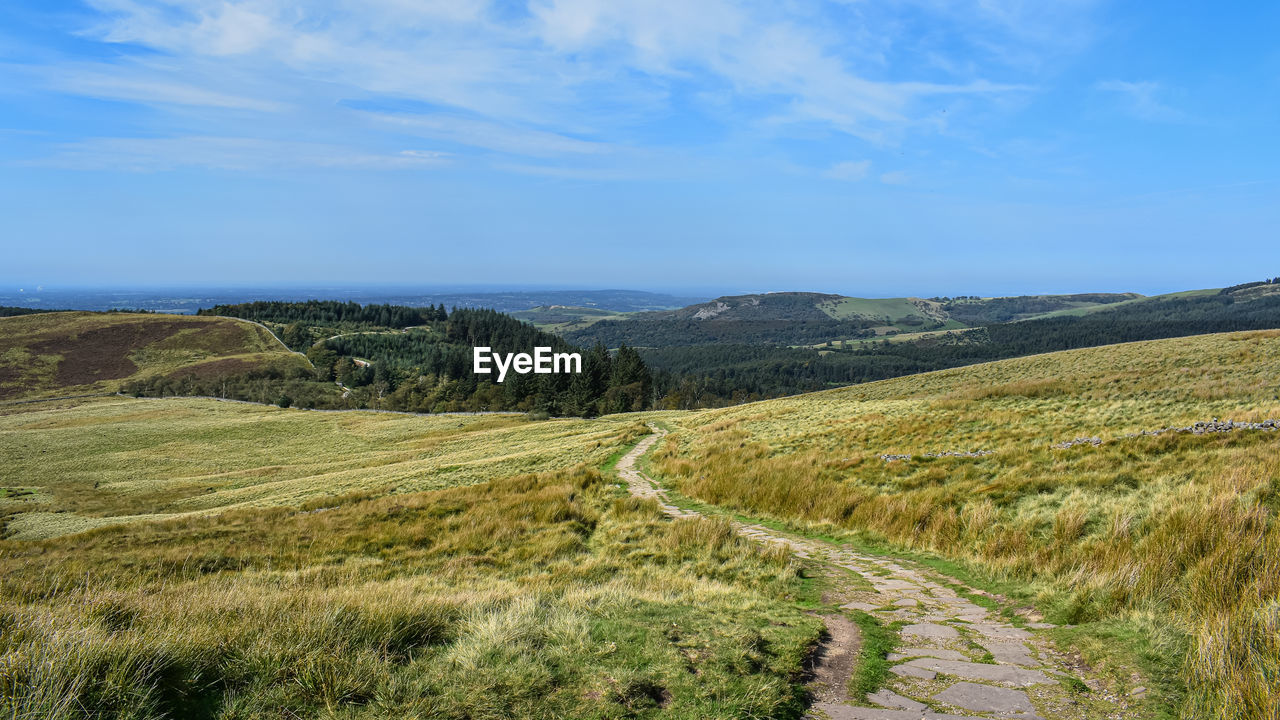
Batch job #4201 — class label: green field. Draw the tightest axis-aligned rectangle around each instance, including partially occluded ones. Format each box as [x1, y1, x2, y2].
[1025, 288, 1220, 321]
[817, 296, 959, 331]
[511, 305, 628, 333]
[0, 312, 307, 401]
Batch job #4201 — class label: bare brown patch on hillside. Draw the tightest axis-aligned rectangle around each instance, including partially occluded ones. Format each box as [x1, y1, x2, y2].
[164, 357, 259, 380]
[27, 321, 188, 386]
[0, 314, 281, 400]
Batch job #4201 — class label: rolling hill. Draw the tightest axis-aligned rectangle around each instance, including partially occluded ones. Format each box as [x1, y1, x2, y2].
[0, 312, 310, 402]
[562, 291, 1140, 347]
[620, 282, 1280, 407]
[0, 398, 812, 718]
[0, 397, 649, 540]
[652, 329, 1280, 718]
[510, 305, 626, 333]
[3, 324, 1279, 717]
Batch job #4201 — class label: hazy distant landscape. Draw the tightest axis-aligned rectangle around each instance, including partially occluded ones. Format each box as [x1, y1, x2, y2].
[0, 287, 706, 316]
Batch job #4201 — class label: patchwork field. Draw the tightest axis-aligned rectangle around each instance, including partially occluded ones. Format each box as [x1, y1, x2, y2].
[652, 329, 1280, 718]
[0, 312, 307, 401]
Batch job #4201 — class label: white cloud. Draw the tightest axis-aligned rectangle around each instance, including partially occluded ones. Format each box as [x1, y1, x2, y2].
[50, 68, 285, 111]
[368, 113, 612, 157]
[824, 160, 871, 181]
[29, 136, 451, 172]
[15, 0, 1095, 175]
[879, 170, 910, 185]
[1096, 80, 1185, 122]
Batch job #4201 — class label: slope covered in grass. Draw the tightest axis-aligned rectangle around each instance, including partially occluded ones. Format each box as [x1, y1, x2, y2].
[652, 329, 1280, 719]
[0, 397, 651, 539]
[0, 462, 820, 719]
[0, 312, 307, 401]
[564, 291, 1139, 347]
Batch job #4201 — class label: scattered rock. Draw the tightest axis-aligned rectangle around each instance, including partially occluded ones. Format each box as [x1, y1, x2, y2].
[1052, 436, 1101, 449]
[889, 664, 938, 680]
[1055, 418, 1278, 450]
[887, 647, 967, 662]
[934, 681, 1043, 718]
[900, 658, 1053, 686]
[881, 449, 993, 462]
[979, 640, 1040, 667]
[900, 622, 960, 640]
[808, 703, 972, 719]
[867, 689, 926, 712]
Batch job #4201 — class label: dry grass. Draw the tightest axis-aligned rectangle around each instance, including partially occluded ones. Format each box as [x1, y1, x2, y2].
[0, 465, 820, 718]
[0, 397, 652, 539]
[652, 330, 1280, 719]
[6, 327, 1279, 718]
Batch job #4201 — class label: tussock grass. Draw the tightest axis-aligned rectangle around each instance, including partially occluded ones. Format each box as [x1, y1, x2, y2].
[0, 465, 821, 719]
[0, 398, 648, 539]
[653, 330, 1280, 719]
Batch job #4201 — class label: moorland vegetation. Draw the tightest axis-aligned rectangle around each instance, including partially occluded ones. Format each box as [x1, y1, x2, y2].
[3, 313, 1279, 718]
[0, 444, 818, 719]
[652, 330, 1280, 718]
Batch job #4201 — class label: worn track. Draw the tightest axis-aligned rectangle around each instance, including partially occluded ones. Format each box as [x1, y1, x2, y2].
[618, 424, 1141, 720]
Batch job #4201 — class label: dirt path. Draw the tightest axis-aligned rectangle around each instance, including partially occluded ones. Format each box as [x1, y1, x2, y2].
[618, 424, 1140, 720]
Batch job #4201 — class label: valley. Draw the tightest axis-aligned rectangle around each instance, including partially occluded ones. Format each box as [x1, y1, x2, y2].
[3, 307, 1278, 718]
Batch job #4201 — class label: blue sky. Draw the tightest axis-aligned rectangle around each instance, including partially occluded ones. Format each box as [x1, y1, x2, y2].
[1, 1, 1277, 296]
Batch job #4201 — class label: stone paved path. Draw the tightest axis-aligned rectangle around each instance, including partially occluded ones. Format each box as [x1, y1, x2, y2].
[618, 425, 1137, 720]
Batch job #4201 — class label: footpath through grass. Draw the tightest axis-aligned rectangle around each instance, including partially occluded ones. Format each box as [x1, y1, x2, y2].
[651, 330, 1280, 719]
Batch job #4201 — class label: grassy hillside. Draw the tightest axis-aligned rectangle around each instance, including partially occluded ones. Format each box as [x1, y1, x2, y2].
[651, 330, 1280, 718]
[639, 283, 1280, 407]
[0, 446, 819, 719]
[564, 291, 1137, 347]
[818, 295, 957, 329]
[184, 304, 653, 416]
[0, 312, 308, 402]
[0, 397, 651, 540]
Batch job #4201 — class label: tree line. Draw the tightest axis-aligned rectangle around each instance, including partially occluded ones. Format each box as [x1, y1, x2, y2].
[135, 303, 653, 417]
[638, 290, 1280, 406]
[198, 300, 448, 329]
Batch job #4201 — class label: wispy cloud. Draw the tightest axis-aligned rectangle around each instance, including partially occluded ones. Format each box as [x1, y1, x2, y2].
[50, 68, 286, 112]
[10, 0, 1096, 176]
[879, 170, 911, 185]
[367, 113, 612, 158]
[28, 136, 451, 172]
[824, 160, 871, 181]
[1096, 80, 1186, 122]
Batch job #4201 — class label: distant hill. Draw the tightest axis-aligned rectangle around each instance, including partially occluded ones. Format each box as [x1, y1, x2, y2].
[0, 287, 706, 315]
[0, 312, 309, 402]
[635, 280, 1280, 407]
[563, 291, 1138, 347]
[510, 305, 627, 333]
